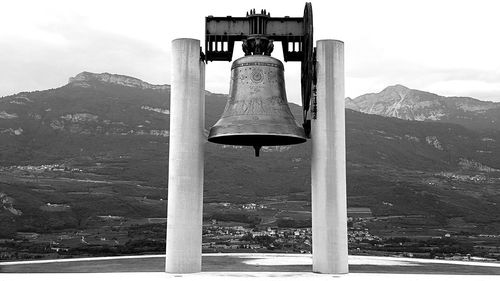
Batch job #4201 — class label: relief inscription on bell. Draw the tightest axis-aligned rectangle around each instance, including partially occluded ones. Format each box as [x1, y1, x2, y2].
[236, 67, 281, 95]
[222, 96, 291, 117]
[250, 68, 264, 83]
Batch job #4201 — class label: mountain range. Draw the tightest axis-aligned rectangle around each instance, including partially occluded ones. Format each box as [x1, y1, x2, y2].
[1, 72, 500, 238]
[346, 84, 500, 131]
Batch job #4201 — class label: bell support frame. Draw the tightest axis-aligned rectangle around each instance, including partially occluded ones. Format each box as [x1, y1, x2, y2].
[205, 2, 315, 137]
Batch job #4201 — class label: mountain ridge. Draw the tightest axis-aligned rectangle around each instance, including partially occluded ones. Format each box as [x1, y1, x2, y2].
[346, 84, 500, 131]
[67, 71, 170, 91]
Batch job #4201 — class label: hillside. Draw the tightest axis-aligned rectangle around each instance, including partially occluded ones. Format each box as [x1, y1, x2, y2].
[1, 72, 500, 239]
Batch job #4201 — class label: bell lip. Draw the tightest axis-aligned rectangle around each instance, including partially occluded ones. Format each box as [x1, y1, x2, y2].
[207, 132, 307, 146]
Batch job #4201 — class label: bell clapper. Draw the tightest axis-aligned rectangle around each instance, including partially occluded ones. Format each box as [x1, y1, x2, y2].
[253, 145, 262, 157]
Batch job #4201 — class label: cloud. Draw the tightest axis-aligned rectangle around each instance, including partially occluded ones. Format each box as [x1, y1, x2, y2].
[0, 14, 169, 96]
[1, 0, 500, 105]
[347, 60, 500, 101]
[426, 80, 500, 102]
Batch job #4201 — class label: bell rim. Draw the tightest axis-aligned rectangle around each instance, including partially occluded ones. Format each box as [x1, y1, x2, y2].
[207, 132, 307, 146]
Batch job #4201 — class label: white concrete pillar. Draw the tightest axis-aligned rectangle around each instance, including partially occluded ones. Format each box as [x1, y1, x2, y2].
[166, 38, 205, 273]
[311, 39, 348, 274]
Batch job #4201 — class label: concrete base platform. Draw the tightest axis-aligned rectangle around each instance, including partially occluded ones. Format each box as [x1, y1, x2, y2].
[1, 253, 499, 280]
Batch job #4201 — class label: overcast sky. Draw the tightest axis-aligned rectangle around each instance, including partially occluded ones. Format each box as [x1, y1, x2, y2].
[1, 0, 499, 104]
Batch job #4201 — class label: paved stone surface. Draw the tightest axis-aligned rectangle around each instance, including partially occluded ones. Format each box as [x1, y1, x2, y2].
[1, 253, 500, 276]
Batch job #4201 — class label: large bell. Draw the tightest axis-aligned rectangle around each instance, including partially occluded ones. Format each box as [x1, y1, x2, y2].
[208, 55, 307, 156]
